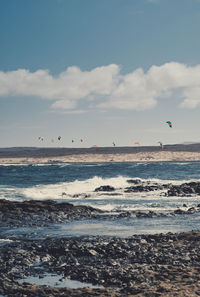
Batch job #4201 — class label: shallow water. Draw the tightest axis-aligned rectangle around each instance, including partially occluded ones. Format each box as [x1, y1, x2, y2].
[18, 274, 103, 289]
[2, 212, 200, 239]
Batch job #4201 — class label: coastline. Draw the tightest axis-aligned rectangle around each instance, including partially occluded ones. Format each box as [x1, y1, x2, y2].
[1, 151, 200, 163]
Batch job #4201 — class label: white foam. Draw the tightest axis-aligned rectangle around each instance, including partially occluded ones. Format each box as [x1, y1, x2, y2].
[21, 176, 130, 200]
[7, 175, 200, 199]
[170, 162, 193, 165]
[2, 175, 200, 213]
[0, 162, 71, 167]
[0, 239, 13, 244]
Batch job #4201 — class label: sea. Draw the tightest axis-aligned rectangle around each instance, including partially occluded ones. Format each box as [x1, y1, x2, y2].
[1, 161, 200, 238]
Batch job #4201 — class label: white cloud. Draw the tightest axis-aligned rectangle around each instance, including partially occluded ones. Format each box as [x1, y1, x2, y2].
[1, 62, 200, 111]
[181, 87, 200, 109]
[98, 62, 200, 110]
[0, 64, 119, 100]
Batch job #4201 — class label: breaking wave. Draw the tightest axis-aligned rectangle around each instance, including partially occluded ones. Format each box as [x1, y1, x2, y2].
[1, 175, 200, 213]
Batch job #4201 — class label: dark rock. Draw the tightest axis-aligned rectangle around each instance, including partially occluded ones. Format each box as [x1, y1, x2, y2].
[187, 207, 196, 214]
[167, 182, 200, 197]
[0, 199, 102, 227]
[1, 231, 200, 296]
[94, 186, 115, 192]
[126, 179, 141, 184]
[174, 209, 186, 214]
[125, 184, 165, 193]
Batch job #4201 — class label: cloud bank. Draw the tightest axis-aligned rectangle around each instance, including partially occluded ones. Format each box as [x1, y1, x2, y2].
[1, 62, 200, 111]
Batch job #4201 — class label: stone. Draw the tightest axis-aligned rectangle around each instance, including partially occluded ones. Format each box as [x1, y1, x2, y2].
[94, 186, 115, 192]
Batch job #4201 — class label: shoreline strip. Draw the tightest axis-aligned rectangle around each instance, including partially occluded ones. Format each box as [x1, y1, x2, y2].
[1, 151, 200, 163]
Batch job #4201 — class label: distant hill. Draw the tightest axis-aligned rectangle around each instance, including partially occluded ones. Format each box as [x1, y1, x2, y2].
[181, 142, 200, 145]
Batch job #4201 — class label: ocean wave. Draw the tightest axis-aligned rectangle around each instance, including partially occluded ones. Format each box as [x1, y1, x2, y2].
[169, 162, 193, 165]
[0, 239, 13, 243]
[19, 176, 172, 200]
[1, 174, 200, 215]
[2, 175, 200, 200]
[20, 176, 129, 200]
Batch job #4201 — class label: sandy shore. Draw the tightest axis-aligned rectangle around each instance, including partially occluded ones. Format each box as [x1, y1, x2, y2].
[1, 151, 200, 163]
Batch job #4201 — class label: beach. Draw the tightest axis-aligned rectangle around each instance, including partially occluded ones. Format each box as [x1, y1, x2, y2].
[1, 144, 200, 163]
[2, 151, 200, 164]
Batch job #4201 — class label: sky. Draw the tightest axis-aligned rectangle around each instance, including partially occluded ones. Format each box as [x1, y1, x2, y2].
[1, 0, 200, 147]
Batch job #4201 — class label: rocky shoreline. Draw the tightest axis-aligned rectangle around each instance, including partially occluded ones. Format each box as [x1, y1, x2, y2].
[0, 199, 102, 228]
[1, 230, 200, 296]
[1, 193, 200, 296]
[1, 196, 200, 230]
[2, 179, 200, 227]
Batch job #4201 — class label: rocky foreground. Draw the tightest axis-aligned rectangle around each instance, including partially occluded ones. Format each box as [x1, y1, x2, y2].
[1, 231, 200, 296]
[1, 197, 200, 228]
[1, 198, 200, 296]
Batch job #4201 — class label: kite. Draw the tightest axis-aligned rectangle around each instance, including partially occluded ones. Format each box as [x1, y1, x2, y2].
[135, 142, 140, 145]
[166, 121, 172, 128]
[112, 142, 116, 147]
[58, 136, 61, 141]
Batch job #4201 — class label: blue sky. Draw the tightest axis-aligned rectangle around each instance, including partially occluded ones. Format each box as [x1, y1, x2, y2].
[1, 0, 200, 147]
